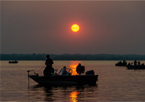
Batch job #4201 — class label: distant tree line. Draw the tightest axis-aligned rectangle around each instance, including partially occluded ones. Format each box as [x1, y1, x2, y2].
[1, 53, 145, 60]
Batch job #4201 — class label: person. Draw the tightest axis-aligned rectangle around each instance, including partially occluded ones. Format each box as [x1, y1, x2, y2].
[43, 55, 54, 76]
[76, 63, 85, 75]
[123, 60, 127, 64]
[119, 61, 122, 64]
[128, 63, 131, 66]
[134, 60, 137, 65]
[138, 61, 140, 65]
[62, 66, 67, 75]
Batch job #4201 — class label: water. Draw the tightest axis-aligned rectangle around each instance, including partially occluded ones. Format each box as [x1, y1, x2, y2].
[1, 60, 145, 101]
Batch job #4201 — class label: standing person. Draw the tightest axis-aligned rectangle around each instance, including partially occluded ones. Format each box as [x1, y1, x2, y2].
[138, 61, 140, 65]
[43, 55, 54, 76]
[134, 60, 137, 65]
[123, 60, 127, 64]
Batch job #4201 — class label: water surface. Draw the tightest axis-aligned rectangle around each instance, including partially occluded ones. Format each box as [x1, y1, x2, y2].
[1, 60, 145, 101]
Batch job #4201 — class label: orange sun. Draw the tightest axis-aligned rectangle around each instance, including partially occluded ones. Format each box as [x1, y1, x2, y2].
[71, 24, 79, 32]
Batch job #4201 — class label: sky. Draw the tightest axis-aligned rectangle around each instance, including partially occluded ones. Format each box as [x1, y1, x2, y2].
[1, 1, 145, 54]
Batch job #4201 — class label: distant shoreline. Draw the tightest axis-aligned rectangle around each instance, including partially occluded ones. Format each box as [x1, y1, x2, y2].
[1, 54, 145, 60]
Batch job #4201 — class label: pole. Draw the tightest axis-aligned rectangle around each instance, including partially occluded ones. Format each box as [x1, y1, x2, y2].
[27, 70, 30, 89]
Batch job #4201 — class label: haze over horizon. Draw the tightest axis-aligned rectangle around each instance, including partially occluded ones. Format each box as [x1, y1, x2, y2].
[1, 1, 145, 55]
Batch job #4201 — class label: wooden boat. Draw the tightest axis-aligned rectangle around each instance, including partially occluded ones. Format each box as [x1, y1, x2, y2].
[9, 60, 18, 63]
[27, 67, 98, 86]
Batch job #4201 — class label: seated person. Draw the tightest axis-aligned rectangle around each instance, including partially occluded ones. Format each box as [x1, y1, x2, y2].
[62, 66, 67, 75]
[76, 63, 85, 75]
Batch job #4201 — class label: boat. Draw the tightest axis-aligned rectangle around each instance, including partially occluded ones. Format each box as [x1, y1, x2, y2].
[126, 60, 145, 69]
[115, 62, 127, 66]
[27, 66, 98, 86]
[115, 60, 127, 66]
[126, 64, 145, 69]
[9, 60, 18, 63]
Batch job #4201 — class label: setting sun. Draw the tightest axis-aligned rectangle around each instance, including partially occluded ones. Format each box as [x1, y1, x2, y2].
[71, 24, 79, 32]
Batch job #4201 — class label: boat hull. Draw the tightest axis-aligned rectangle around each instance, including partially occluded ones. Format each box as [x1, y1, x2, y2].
[9, 61, 18, 63]
[29, 75, 98, 86]
[126, 65, 145, 69]
[115, 63, 126, 66]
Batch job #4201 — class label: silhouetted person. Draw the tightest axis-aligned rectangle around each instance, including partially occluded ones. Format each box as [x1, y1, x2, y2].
[128, 63, 131, 66]
[76, 63, 81, 75]
[138, 61, 140, 65]
[119, 61, 122, 64]
[43, 55, 54, 76]
[76, 63, 85, 75]
[62, 66, 67, 75]
[134, 60, 137, 65]
[123, 60, 127, 64]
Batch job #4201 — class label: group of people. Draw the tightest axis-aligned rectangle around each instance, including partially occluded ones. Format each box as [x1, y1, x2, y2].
[43, 55, 85, 76]
[127, 60, 144, 66]
[133, 60, 145, 66]
[43, 55, 69, 76]
[118, 60, 127, 64]
[134, 60, 140, 65]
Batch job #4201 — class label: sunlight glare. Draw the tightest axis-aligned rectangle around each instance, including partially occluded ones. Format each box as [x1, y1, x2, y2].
[69, 61, 81, 75]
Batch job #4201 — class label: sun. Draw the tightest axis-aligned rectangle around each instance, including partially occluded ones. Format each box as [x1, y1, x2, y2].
[71, 24, 79, 32]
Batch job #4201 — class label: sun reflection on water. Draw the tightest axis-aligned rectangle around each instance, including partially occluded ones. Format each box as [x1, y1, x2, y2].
[69, 61, 81, 75]
[69, 91, 80, 102]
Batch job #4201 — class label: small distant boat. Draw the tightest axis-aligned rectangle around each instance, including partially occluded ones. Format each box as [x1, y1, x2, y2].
[126, 64, 145, 69]
[9, 60, 18, 63]
[115, 60, 127, 66]
[27, 66, 98, 86]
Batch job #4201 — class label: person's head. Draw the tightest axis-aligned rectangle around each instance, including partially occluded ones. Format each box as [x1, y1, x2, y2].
[46, 55, 50, 58]
[78, 63, 81, 66]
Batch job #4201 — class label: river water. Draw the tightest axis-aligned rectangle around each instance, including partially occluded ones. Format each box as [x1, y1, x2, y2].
[1, 60, 145, 101]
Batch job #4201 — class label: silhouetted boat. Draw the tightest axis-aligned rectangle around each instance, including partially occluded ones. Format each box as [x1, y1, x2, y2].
[126, 64, 145, 69]
[115, 63, 127, 66]
[115, 60, 127, 66]
[27, 67, 98, 86]
[9, 60, 18, 63]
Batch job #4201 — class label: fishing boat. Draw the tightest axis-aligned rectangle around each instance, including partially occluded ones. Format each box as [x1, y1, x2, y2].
[115, 62, 126, 66]
[27, 66, 98, 86]
[115, 60, 127, 66]
[126, 64, 145, 69]
[126, 60, 145, 69]
[9, 60, 18, 63]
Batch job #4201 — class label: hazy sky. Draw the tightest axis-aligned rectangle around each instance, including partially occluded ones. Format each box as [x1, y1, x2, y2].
[1, 1, 145, 54]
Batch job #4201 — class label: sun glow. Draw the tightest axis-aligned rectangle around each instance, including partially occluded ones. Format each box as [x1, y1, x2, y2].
[69, 91, 79, 102]
[70, 64, 78, 75]
[71, 24, 80, 32]
[69, 61, 81, 75]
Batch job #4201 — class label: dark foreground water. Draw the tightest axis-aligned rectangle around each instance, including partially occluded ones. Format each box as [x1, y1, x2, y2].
[1, 60, 145, 101]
